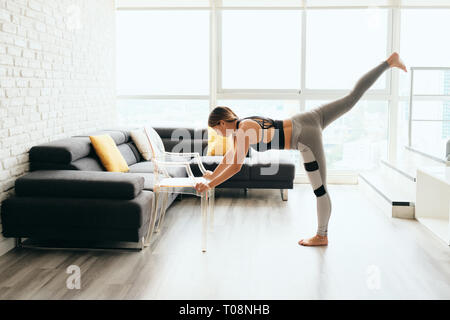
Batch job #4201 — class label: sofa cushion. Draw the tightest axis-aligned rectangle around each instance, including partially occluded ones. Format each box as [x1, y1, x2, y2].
[71, 156, 104, 171]
[1, 224, 149, 243]
[162, 139, 208, 156]
[128, 161, 188, 177]
[126, 172, 155, 190]
[189, 156, 250, 180]
[154, 127, 201, 139]
[154, 127, 208, 156]
[29, 137, 93, 164]
[90, 135, 129, 172]
[249, 152, 296, 181]
[30, 157, 105, 171]
[29, 130, 138, 166]
[15, 170, 144, 200]
[128, 161, 155, 173]
[207, 127, 234, 156]
[75, 129, 131, 145]
[130, 129, 153, 160]
[217, 179, 293, 189]
[117, 143, 139, 166]
[126, 172, 185, 195]
[30, 162, 78, 171]
[1, 190, 153, 229]
[127, 142, 142, 162]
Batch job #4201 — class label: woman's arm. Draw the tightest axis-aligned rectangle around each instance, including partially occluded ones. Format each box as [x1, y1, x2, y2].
[204, 136, 237, 180]
[198, 128, 251, 190]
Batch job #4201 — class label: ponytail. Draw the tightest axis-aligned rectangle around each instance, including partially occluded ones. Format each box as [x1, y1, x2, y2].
[208, 106, 238, 127]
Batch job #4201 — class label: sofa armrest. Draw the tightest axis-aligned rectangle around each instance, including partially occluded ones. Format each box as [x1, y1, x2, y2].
[15, 170, 144, 200]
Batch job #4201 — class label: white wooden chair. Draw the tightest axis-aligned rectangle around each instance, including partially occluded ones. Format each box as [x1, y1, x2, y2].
[143, 126, 215, 252]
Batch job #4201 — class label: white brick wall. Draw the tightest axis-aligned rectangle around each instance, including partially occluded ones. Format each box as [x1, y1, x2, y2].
[0, 0, 117, 256]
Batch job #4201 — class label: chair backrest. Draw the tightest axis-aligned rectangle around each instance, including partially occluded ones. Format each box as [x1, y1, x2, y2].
[144, 126, 166, 161]
[144, 126, 171, 181]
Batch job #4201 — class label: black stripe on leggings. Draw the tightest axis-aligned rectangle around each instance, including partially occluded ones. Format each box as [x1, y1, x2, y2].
[304, 161, 319, 172]
[314, 185, 326, 197]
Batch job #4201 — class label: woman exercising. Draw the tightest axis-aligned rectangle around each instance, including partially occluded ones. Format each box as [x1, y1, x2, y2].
[195, 52, 407, 246]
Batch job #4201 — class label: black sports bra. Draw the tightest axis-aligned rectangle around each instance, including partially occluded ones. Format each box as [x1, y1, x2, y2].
[235, 116, 285, 151]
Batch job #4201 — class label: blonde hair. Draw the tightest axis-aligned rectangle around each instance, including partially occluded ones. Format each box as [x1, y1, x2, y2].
[208, 106, 238, 127]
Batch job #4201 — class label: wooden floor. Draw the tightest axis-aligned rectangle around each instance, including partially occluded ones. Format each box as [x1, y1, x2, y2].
[0, 185, 449, 300]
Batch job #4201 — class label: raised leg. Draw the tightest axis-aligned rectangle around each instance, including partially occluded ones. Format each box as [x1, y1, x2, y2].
[315, 60, 390, 129]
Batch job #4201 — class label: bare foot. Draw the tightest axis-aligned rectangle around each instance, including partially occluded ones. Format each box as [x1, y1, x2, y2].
[298, 234, 328, 246]
[386, 52, 407, 72]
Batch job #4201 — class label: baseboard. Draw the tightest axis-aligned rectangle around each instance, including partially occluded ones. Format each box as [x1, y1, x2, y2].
[0, 238, 15, 256]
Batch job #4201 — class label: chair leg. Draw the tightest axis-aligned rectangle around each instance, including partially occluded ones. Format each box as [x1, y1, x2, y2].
[208, 188, 215, 232]
[155, 192, 169, 233]
[201, 191, 208, 253]
[15, 238, 22, 248]
[281, 189, 288, 201]
[144, 191, 159, 247]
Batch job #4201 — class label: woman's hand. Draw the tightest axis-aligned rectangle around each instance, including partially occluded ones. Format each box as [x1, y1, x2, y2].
[195, 181, 211, 193]
[202, 170, 214, 180]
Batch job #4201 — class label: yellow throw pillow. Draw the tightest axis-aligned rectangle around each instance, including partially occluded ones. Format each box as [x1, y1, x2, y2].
[89, 135, 129, 173]
[207, 127, 234, 156]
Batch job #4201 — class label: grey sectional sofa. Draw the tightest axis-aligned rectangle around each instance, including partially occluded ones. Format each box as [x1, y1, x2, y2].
[1, 127, 295, 249]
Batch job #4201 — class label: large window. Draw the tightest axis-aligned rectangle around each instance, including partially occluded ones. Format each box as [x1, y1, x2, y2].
[116, 10, 209, 95]
[117, 100, 209, 128]
[397, 100, 410, 152]
[117, 2, 450, 178]
[399, 9, 450, 160]
[306, 9, 388, 90]
[399, 9, 450, 96]
[221, 10, 302, 90]
[410, 98, 450, 159]
[217, 100, 299, 119]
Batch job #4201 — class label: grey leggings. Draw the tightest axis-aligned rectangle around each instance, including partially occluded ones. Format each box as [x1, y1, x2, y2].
[291, 60, 390, 236]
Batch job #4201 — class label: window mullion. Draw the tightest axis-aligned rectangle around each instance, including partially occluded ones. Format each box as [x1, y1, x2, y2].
[388, 6, 401, 162]
[300, 6, 307, 112]
[210, 0, 218, 111]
